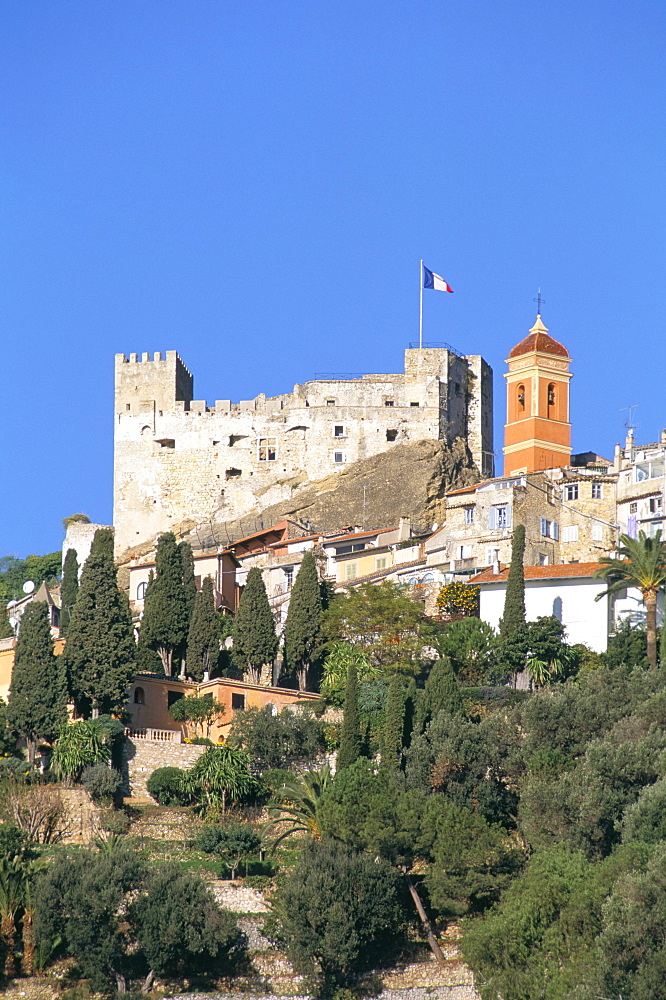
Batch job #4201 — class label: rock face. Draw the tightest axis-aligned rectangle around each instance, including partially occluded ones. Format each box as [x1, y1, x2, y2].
[116, 436, 479, 573]
[192, 437, 478, 550]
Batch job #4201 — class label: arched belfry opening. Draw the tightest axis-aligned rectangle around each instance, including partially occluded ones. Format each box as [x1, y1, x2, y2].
[503, 314, 572, 476]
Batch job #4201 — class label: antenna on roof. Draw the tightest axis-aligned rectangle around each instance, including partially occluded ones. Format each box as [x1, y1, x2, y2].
[620, 404, 639, 434]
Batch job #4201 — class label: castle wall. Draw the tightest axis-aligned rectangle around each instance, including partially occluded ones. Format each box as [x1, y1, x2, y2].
[114, 348, 493, 556]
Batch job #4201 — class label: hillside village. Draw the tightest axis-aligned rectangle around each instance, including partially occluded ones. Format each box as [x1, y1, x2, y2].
[1, 313, 666, 999]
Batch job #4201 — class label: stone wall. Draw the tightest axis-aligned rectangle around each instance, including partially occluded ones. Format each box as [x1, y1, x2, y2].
[113, 348, 492, 556]
[122, 736, 207, 798]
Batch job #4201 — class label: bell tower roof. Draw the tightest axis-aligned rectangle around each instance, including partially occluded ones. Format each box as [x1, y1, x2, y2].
[508, 315, 570, 360]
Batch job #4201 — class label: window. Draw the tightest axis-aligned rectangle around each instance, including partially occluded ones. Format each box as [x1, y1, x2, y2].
[375, 556, 387, 570]
[384, 400, 394, 407]
[458, 545, 473, 560]
[345, 563, 357, 581]
[167, 690, 184, 709]
[464, 506, 475, 525]
[156, 438, 175, 449]
[334, 425, 345, 437]
[488, 505, 511, 530]
[232, 693, 245, 710]
[547, 484, 556, 504]
[125, 403, 131, 411]
[386, 429, 398, 441]
[226, 468, 242, 479]
[410, 401, 420, 407]
[562, 525, 579, 543]
[486, 547, 500, 565]
[540, 518, 559, 539]
[538, 553, 549, 565]
[284, 567, 294, 590]
[258, 437, 276, 461]
[630, 502, 638, 514]
[592, 482, 603, 499]
[133, 687, 145, 705]
[136, 581, 148, 601]
[565, 484, 579, 501]
[517, 384, 525, 412]
[326, 399, 336, 406]
[649, 497, 663, 514]
[592, 523, 603, 541]
[334, 452, 344, 463]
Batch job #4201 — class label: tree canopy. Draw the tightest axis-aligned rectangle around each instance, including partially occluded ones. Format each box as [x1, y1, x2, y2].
[323, 581, 431, 674]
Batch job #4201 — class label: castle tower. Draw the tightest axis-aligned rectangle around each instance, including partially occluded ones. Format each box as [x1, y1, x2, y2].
[503, 315, 572, 475]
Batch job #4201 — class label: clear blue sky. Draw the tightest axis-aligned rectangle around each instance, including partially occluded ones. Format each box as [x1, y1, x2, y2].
[3, 1, 665, 558]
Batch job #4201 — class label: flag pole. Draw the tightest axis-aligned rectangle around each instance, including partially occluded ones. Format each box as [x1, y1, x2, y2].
[419, 259, 423, 349]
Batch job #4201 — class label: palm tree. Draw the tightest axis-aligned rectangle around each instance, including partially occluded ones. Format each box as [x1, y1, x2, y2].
[263, 764, 332, 848]
[596, 530, 666, 669]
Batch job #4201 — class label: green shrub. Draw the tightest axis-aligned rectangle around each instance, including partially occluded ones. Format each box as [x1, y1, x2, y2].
[146, 765, 187, 805]
[197, 824, 224, 854]
[100, 808, 131, 835]
[81, 764, 122, 804]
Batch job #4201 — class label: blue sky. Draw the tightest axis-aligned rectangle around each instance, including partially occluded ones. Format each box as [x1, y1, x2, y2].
[3, 1, 665, 558]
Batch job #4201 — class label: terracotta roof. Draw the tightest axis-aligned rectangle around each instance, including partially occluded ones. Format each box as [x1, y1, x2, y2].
[446, 481, 488, 496]
[338, 557, 427, 588]
[322, 527, 398, 544]
[470, 561, 605, 584]
[508, 316, 569, 359]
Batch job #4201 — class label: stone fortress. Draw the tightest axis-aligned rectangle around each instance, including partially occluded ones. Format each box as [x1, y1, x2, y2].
[114, 346, 494, 556]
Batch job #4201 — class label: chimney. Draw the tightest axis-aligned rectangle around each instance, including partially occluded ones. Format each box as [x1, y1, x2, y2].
[398, 516, 411, 541]
[492, 560, 500, 575]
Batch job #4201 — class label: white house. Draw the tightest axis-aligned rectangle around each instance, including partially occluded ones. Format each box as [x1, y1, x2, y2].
[469, 562, 657, 653]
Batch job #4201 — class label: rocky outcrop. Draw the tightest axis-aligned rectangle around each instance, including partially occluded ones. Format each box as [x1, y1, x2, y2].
[117, 437, 478, 576]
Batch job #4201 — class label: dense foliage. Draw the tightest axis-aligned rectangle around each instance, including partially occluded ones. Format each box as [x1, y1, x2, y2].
[229, 705, 326, 770]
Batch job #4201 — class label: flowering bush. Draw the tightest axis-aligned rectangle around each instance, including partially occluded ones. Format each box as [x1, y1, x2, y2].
[435, 582, 480, 617]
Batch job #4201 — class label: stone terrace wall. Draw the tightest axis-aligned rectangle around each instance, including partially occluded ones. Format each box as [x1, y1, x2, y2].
[122, 736, 207, 798]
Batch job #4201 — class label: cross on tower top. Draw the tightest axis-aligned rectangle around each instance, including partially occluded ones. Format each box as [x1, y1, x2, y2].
[533, 287, 546, 316]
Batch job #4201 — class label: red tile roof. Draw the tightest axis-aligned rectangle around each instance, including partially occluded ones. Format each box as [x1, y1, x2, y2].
[470, 561, 605, 584]
[508, 330, 569, 359]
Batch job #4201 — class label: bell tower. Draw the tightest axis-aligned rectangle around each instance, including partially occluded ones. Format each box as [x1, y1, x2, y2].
[503, 314, 572, 475]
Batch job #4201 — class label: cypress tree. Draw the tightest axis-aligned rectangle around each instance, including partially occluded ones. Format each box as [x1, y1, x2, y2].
[0, 605, 12, 639]
[232, 567, 278, 684]
[415, 655, 462, 732]
[283, 551, 323, 691]
[63, 528, 136, 717]
[179, 541, 198, 622]
[661, 624, 666, 670]
[187, 576, 220, 681]
[9, 601, 67, 762]
[381, 673, 405, 770]
[139, 533, 189, 676]
[337, 660, 361, 770]
[59, 548, 79, 637]
[499, 523, 526, 638]
[498, 523, 529, 681]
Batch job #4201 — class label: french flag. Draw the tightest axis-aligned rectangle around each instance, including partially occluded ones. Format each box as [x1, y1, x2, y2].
[423, 265, 453, 293]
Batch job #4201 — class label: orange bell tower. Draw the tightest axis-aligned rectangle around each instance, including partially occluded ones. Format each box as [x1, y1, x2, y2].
[503, 314, 572, 475]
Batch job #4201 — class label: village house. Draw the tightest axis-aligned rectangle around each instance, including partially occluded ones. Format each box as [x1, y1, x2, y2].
[470, 562, 661, 653]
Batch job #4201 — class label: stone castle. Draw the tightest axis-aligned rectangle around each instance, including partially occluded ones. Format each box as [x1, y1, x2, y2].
[113, 347, 493, 556]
